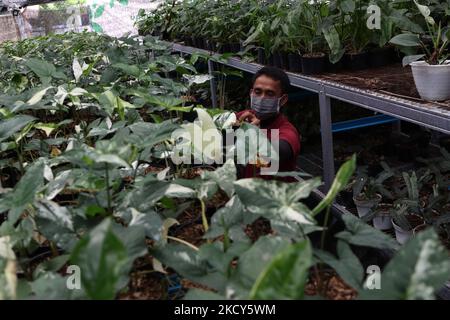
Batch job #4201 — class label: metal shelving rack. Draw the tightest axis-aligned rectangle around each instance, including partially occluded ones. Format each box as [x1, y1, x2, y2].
[171, 42, 450, 192]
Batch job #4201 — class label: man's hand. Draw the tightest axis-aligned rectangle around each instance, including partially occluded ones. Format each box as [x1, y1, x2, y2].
[238, 111, 260, 127]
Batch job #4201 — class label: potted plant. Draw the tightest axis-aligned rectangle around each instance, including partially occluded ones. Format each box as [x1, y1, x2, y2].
[297, 1, 329, 75]
[390, 170, 430, 244]
[372, 203, 393, 230]
[389, 1, 450, 101]
[391, 204, 424, 244]
[352, 167, 394, 218]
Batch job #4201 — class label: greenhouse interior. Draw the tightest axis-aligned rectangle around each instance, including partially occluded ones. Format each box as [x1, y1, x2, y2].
[1, 0, 450, 302]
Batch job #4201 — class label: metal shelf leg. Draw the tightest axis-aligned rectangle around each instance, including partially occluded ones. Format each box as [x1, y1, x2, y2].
[319, 90, 335, 192]
[208, 60, 218, 109]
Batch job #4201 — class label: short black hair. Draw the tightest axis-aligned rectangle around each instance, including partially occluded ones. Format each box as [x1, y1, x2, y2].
[251, 66, 291, 94]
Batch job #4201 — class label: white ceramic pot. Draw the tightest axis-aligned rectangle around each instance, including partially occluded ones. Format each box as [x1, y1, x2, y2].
[353, 194, 381, 218]
[392, 218, 413, 245]
[373, 212, 393, 230]
[410, 61, 450, 101]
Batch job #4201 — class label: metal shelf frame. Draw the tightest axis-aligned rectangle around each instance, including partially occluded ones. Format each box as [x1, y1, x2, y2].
[171, 43, 450, 191]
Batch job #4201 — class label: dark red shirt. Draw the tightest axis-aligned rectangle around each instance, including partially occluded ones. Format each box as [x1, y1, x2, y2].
[236, 110, 301, 181]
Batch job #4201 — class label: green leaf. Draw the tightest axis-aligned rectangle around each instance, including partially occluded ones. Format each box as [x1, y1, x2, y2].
[336, 214, 400, 251]
[402, 54, 426, 66]
[7, 160, 45, 224]
[360, 229, 450, 300]
[235, 236, 291, 288]
[312, 155, 356, 215]
[112, 63, 140, 78]
[0, 115, 36, 143]
[128, 208, 163, 241]
[27, 87, 53, 105]
[201, 159, 236, 197]
[70, 219, 129, 300]
[389, 33, 421, 47]
[25, 58, 56, 80]
[250, 240, 312, 300]
[315, 240, 364, 291]
[35, 200, 74, 232]
[234, 178, 321, 225]
[340, 0, 355, 13]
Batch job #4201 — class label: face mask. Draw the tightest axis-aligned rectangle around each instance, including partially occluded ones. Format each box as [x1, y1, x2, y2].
[250, 95, 283, 120]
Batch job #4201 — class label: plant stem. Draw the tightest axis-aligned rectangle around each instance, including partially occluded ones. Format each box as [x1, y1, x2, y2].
[105, 163, 112, 215]
[320, 205, 332, 252]
[167, 235, 199, 251]
[199, 198, 209, 232]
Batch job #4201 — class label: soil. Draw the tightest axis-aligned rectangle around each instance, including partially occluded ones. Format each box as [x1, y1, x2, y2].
[305, 269, 357, 300]
[302, 52, 326, 58]
[315, 64, 450, 108]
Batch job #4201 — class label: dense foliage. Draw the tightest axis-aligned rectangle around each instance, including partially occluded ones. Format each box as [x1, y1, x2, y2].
[0, 31, 449, 300]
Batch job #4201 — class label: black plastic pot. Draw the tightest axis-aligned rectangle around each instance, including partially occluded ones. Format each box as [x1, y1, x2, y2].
[345, 52, 369, 71]
[267, 54, 275, 66]
[257, 47, 265, 64]
[287, 53, 302, 73]
[184, 36, 193, 47]
[192, 36, 203, 49]
[218, 43, 232, 54]
[280, 51, 289, 70]
[230, 42, 241, 53]
[326, 57, 345, 73]
[301, 54, 326, 75]
[369, 47, 395, 68]
[272, 51, 284, 68]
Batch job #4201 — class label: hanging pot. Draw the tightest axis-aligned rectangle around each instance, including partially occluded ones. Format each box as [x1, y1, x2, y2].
[410, 61, 450, 101]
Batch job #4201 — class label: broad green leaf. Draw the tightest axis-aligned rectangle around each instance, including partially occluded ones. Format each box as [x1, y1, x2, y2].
[234, 178, 321, 225]
[250, 240, 312, 300]
[235, 236, 291, 288]
[7, 160, 45, 224]
[112, 63, 140, 78]
[0, 115, 36, 142]
[315, 240, 364, 291]
[336, 213, 400, 251]
[402, 54, 426, 66]
[25, 58, 56, 80]
[128, 208, 163, 241]
[312, 155, 356, 215]
[70, 219, 129, 300]
[389, 33, 421, 47]
[360, 229, 450, 300]
[201, 159, 236, 197]
[35, 200, 74, 232]
[27, 87, 53, 105]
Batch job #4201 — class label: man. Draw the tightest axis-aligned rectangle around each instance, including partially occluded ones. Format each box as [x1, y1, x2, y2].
[236, 67, 301, 181]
